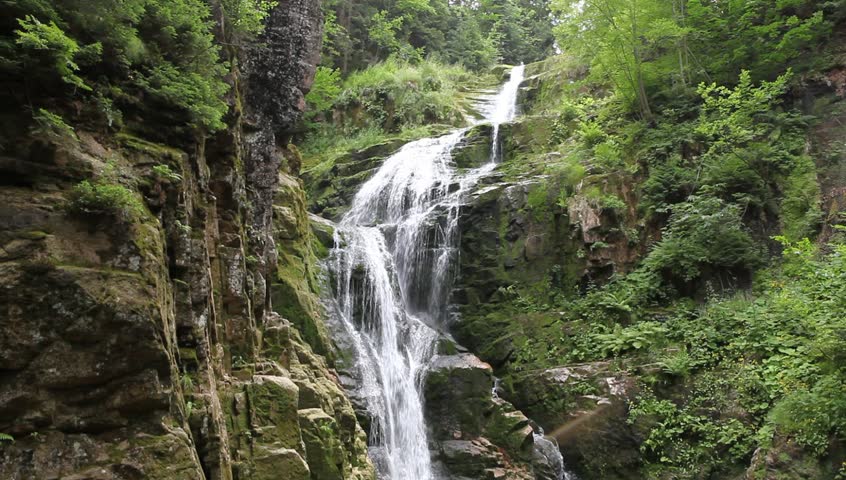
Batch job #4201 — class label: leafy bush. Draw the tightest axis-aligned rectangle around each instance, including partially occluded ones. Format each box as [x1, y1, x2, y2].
[68, 179, 144, 220]
[221, 0, 276, 37]
[305, 66, 342, 120]
[30, 108, 76, 142]
[593, 321, 667, 356]
[2, 0, 230, 133]
[645, 196, 764, 282]
[577, 120, 605, 148]
[14, 15, 90, 90]
[152, 164, 182, 182]
[629, 385, 755, 478]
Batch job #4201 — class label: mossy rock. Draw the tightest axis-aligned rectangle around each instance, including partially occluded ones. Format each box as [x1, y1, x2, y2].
[424, 354, 495, 437]
[484, 401, 534, 462]
[249, 446, 310, 480]
[453, 124, 494, 169]
[247, 375, 303, 452]
[298, 408, 345, 480]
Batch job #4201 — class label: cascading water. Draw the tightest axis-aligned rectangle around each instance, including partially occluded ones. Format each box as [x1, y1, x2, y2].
[532, 430, 577, 480]
[482, 64, 525, 161]
[327, 66, 525, 480]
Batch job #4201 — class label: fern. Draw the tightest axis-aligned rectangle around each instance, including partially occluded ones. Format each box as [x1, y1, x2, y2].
[0, 433, 14, 443]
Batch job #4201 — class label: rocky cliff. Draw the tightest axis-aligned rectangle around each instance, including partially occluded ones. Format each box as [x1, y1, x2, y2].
[0, 1, 374, 479]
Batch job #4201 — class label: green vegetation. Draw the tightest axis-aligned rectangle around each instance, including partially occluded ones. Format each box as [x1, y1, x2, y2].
[30, 108, 77, 143]
[439, 1, 846, 478]
[320, 0, 555, 74]
[68, 179, 144, 221]
[301, 58, 496, 173]
[152, 164, 182, 183]
[315, 58, 482, 131]
[0, 0, 241, 135]
[221, 0, 277, 38]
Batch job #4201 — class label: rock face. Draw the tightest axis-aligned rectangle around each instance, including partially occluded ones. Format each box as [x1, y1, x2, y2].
[303, 139, 406, 220]
[424, 353, 537, 480]
[447, 114, 652, 478]
[0, 1, 373, 479]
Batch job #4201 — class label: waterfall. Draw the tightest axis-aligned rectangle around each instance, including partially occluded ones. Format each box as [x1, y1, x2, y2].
[326, 66, 525, 480]
[482, 63, 525, 162]
[532, 430, 577, 480]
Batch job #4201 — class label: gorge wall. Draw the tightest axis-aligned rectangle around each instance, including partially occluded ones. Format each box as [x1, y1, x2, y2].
[0, 1, 374, 479]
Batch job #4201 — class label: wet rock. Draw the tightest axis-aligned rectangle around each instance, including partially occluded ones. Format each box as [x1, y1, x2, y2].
[425, 354, 495, 437]
[507, 362, 641, 480]
[452, 124, 494, 169]
[424, 353, 537, 479]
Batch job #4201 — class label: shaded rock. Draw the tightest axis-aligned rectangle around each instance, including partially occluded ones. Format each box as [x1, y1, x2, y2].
[452, 124, 494, 169]
[745, 434, 843, 480]
[425, 354, 494, 437]
[505, 362, 641, 480]
[424, 354, 536, 479]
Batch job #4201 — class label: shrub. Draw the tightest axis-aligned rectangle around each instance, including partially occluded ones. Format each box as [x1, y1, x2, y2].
[593, 321, 667, 356]
[305, 66, 342, 120]
[14, 15, 89, 90]
[221, 0, 276, 37]
[30, 108, 77, 142]
[68, 179, 144, 220]
[333, 58, 478, 132]
[577, 120, 605, 148]
[3, 0, 231, 133]
[152, 164, 182, 182]
[645, 195, 764, 282]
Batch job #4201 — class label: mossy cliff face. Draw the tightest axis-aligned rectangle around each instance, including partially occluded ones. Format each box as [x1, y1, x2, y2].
[0, 1, 373, 479]
[449, 53, 846, 480]
[448, 72, 657, 479]
[449, 142, 647, 478]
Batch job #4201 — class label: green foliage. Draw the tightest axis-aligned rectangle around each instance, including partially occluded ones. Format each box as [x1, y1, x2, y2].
[68, 179, 144, 221]
[629, 385, 756, 478]
[696, 70, 792, 160]
[30, 108, 77, 142]
[333, 58, 479, 133]
[368, 10, 404, 54]
[14, 15, 90, 90]
[221, 0, 276, 37]
[305, 66, 342, 120]
[593, 321, 667, 356]
[152, 164, 182, 182]
[0, 433, 13, 443]
[320, 0, 554, 74]
[645, 195, 764, 282]
[2, 0, 231, 133]
[135, 59, 228, 133]
[180, 371, 195, 393]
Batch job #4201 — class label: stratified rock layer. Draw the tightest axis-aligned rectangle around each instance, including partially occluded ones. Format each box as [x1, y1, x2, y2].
[0, 1, 374, 479]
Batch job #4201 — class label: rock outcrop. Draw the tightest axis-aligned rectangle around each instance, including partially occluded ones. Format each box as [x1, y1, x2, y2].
[0, 1, 374, 479]
[424, 353, 536, 479]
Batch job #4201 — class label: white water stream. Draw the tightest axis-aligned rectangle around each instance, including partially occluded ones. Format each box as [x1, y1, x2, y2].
[327, 66, 574, 480]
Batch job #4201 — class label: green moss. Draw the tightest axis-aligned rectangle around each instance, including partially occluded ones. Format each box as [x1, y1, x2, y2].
[246, 376, 303, 451]
[116, 132, 183, 161]
[15, 230, 49, 240]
